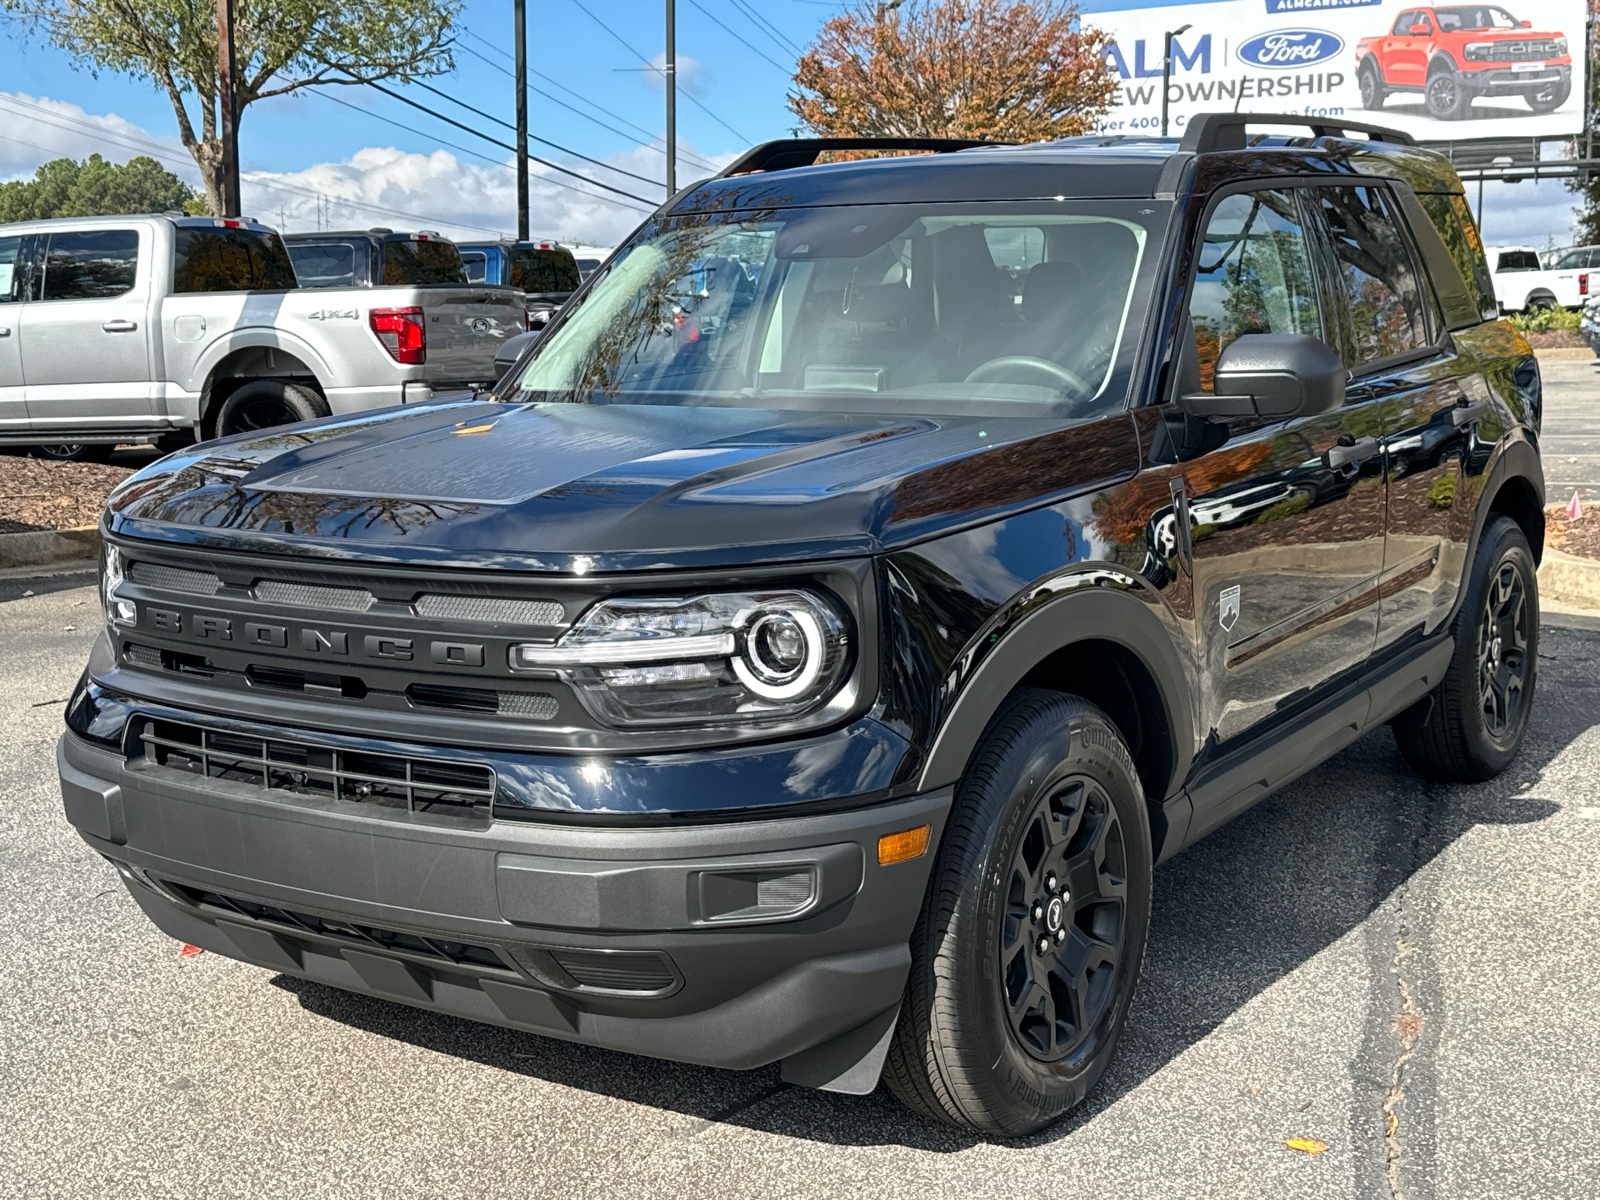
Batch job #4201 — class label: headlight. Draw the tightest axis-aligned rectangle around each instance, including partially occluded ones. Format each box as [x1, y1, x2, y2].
[1464, 41, 1493, 60]
[100, 544, 135, 627]
[510, 590, 851, 727]
[1555, 37, 1568, 56]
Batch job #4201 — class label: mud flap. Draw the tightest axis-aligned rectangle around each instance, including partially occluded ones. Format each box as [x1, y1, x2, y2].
[779, 1004, 899, 1095]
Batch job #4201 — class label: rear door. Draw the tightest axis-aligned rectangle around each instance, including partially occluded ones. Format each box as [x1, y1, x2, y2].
[19, 224, 156, 429]
[0, 234, 27, 428]
[1180, 185, 1389, 745]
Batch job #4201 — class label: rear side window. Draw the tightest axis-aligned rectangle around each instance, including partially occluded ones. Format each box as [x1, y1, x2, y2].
[383, 239, 467, 285]
[41, 231, 139, 300]
[1190, 189, 1323, 390]
[0, 236, 21, 303]
[174, 228, 298, 292]
[510, 247, 581, 292]
[1311, 186, 1434, 367]
[459, 250, 489, 283]
[286, 240, 365, 287]
[1416, 192, 1497, 322]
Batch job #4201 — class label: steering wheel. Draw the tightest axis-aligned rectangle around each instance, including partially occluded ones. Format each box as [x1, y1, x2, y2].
[964, 355, 1092, 398]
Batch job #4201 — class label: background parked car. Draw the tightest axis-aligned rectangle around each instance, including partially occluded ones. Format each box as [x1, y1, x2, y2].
[1491, 242, 1598, 311]
[455, 238, 581, 330]
[0, 214, 526, 456]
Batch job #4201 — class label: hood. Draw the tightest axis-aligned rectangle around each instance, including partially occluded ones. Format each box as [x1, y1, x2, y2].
[107, 399, 1140, 571]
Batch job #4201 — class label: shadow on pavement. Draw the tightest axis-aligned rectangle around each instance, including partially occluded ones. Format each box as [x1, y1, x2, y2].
[272, 628, 1596, 1150]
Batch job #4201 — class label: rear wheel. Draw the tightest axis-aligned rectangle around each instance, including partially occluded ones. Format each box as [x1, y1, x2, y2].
[883, 690, 1152, 1136]
[1359, 60, 1387, 110]
[1393, 515, 1538, 781]
[213, 379, 330, 438]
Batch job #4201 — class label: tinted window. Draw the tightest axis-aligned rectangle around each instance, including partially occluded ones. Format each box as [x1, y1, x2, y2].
[576, 257, 602, 279]
[0, 236, 20, 303]
[510, 247, 581, 292]
[459, 250, 489, 283]
[1391, 9, 1418, 33]
[1416, 191, 1497, 322]
[1190, 190, 1322, 391]
[174, 228, 297, 292]
[1495, 248, 1541, 271]
[383, 239, 467, 285]
[1313, 186, 1432, 366]
[286, 240, 363, 287]
[41, 231, 139, 300]
[1554, 249, 1588, 269]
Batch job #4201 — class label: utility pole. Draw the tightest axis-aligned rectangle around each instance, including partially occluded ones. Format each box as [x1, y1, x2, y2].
[665, 0, 677, 195]
[1161, 24, 1191, 139]
[216, 0, 242, 217]
[514, 0, 529, 240]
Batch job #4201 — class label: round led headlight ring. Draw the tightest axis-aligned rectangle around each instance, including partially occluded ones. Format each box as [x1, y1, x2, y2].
[733, 606, 827, 701]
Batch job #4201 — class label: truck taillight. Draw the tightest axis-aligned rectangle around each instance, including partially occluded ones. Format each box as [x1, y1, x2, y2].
[1582, 274, 1590, 296]
[370, 306, 426, 364]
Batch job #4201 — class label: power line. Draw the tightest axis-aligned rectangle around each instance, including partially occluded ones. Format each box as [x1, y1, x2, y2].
[727, 0, 803, 57]
[407, 78, 666, 188]
[685, 0, 790, 74]
[362, 80, 657, 205]
[566, 0, 751, 142]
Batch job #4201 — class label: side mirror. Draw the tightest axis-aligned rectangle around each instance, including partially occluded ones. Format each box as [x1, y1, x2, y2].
[1520, 18, 1531, 26]
[1408, 22, 1430, 33]
[1180, 333, 1345, 420]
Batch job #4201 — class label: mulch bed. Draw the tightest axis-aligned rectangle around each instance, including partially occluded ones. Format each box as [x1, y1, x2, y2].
[1524, 330, 1589, 350]
[1548, 505, 1600, 561]
[0, 453, 135, 533]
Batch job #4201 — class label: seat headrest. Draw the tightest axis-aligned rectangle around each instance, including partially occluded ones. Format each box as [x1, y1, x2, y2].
[1021, 261, 1083, 324]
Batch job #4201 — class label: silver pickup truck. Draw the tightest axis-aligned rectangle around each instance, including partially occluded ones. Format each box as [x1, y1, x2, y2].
[0, 214, 525, 458]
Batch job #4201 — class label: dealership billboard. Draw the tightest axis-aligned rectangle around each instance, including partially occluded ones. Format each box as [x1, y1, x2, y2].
[1084, 0, 1587, 141]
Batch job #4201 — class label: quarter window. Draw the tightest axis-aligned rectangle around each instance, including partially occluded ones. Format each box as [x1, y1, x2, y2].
[1312, 186, 1433, 366]
[40, 231, 139, 300]
[1190, 189, 1322, 391]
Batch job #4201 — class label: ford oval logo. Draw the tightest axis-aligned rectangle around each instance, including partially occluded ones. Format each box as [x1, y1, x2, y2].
[1237, 29, 1344, 69]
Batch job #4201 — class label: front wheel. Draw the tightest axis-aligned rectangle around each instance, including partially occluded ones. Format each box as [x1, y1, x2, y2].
[1393, 515, 1538, 781]
[29, 443, 113, 464]
[883, 690, 1152, 1136]
[1426, 68, 1472, 121]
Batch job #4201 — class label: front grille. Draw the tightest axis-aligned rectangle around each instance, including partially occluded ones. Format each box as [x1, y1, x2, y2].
[254, 579, 375, 612]
[547, 948, 679, 993]
[415, 594, 565, 625]
[164, 880, 513, 973]
[1501, 38, 1561, 57]
[129, 562, 222, 595]
[135, 717, 497, 813]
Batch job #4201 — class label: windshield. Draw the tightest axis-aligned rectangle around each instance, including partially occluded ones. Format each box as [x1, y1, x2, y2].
[1432, 6, 1521, 29]
[511, 201, 1164, 418]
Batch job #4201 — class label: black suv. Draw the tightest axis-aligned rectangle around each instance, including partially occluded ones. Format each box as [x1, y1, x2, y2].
[60, 115, 1544, 1137]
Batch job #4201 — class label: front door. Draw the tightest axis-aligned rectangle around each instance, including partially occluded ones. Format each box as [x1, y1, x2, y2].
[1182, 186, 1389, 745]
[19, 226, 155, 431]
[0, 234, 26, 428]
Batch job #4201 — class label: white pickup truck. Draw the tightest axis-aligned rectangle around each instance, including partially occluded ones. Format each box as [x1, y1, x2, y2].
[1490, 244, 1600, 312]
[0, 214, 525, 459]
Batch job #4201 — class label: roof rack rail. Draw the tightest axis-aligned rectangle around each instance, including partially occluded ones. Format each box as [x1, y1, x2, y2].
[1180, 113, 1416, 155]
[717, 137, 1009, 178]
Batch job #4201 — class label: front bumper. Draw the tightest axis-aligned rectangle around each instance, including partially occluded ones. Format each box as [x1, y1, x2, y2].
[1462, 63, 1570, 92]
[59, 728, 949, 1083]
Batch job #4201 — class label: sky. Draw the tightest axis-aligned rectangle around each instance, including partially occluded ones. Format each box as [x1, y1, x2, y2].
[0, 0, 1586, 250]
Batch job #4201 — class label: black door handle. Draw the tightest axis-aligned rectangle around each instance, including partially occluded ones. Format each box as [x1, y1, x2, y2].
[1451, 400, 1490, 427]
[1325, 435, 1379, 469]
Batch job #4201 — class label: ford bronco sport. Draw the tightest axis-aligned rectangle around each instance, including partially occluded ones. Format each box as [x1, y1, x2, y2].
[60, 115, 1545, 1136]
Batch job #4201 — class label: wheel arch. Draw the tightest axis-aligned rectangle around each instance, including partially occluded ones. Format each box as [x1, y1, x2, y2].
[916, 581, 1197, 855]
[1452, 435, 1545, 625]
[193, 336, 329, 435]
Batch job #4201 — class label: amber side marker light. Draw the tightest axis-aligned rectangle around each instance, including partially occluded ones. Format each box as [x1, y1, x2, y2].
[878, 825, 931, 866]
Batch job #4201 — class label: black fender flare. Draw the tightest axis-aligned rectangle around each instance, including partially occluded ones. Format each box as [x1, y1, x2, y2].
[1451, 432, 1545, 622]
[1427, 51, 1465, 81]
[915, 576, 1198, 808]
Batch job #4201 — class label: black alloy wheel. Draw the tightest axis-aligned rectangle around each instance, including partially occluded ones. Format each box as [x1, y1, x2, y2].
[214, 379, 330, 438]
[883, 690, 1152, 1136]
[1359, 62, 1386, 110]
[1000, 776, 1127, 1062]
[30, 443, 112, 464]
[1426, 70, 1469, 120]
[1393, 514, 1539, 782]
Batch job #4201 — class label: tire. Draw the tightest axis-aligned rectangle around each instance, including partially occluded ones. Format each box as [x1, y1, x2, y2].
[1359, 61, 1387, 110]
[1527, 292, 1557, 312]
[1425, 66, 1471, 121]
[29, 443, 113, 464]
[213, 379, 330, 438]
[883, 690, 1153, 1136]
[1527, 79, 1570, 113]
[1393, 515, 1538, 782]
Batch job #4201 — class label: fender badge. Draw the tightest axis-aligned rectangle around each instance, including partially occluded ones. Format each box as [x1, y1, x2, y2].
[1219, 585, 1241, 633]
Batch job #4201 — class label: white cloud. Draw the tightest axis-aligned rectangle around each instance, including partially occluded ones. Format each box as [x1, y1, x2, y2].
[1478, 178, 1584, 252]
[640, 52, 708, 95]
[0, 91, 196, 184]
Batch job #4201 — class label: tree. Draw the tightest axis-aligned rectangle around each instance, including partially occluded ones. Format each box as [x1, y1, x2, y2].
[788, 0, 1117, 143]
[0, 154, 195, 222]
[2, 0, 461, 216]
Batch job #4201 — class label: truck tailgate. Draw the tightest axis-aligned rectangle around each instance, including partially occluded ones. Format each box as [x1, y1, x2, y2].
[413, 288, 525, 385]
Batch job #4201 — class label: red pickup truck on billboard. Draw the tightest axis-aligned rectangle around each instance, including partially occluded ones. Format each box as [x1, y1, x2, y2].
[1355, 5, 1570, 120]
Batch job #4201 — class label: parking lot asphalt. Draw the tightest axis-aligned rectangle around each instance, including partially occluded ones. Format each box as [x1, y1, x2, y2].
[4, 585, 1598, 1200]
[1542, 358, 1600, 504]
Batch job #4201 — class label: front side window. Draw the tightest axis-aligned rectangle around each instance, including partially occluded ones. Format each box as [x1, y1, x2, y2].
[174, 228, 297, 292]
[0, 236, 20, 303]
[383, 239, 467, 285]
[1190, 189, 1322, 391]
[286, 240, 363, 287]
[41, 230, 139, 300]
[1312, 186, 1433, 366]
[1392, 9, 1420, 33]
[511, 200, 1164, 418]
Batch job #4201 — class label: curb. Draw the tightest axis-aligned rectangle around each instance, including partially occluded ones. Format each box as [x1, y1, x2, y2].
[0, 526, 101, 570]
[1540, 547, 1600, 610]
[1532, 347, 1594, 360]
